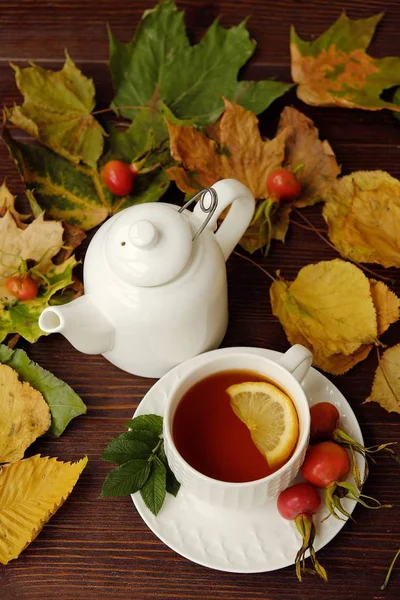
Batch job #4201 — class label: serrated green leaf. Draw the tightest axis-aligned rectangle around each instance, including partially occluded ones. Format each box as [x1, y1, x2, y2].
[161, 19, 290, 125]
[140, 459, 166, 515]
[109, 0, 189, 120]
[156, 440, 181, 497]
[103, 110, 170, 165]
[166, 469, 181, 497]
[3, 125, 170, 230]
[101, 432, 152, 464]
[125, 428, 160, 450]
[291, 12, 400, 112]
[125, 414, 163, 436]
[101, 459, 151, 497]
[232, 79, 293, 115]
[7, 54, 105, 167]
[109, 0, 289, 126]
[0, 344, 86, 436]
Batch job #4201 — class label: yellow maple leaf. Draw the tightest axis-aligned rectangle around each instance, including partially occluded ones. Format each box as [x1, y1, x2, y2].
[277, 107, 341, 207]
[291, 13, 400, 112]
[0, 364, 51, 463]
[167, 97, 286, 200]
[366, 345, 400, 414]
[270, 259, 377, 360]
[0, 454, 88, 564]
[323, 171, 400, 268]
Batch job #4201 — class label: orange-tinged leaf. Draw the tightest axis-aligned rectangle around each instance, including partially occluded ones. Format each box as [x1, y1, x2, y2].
[0, 364, 50, 463]
[270, 259, 377, 359]
[323, 171, 400, 267]
[167, 97, 286, 200]
[0, 454, 88, 564]
[291, 13, 400, 112]
[366, 345, 400, 414]
[277, 107, 341, 207]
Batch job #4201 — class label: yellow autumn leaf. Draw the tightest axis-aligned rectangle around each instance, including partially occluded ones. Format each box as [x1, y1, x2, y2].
[277, 106, 341, 207]
[314, 344, 373, 376]
[319, 280, 400, 375]
[0, 364, 51, 463]
[291, 13, 400, 112]
[366, 345, 400, 414]
[370, 280, 400, 336]
[0, 454, 88, 565]
[167, 97, 286, 200]
[323, 171, 400, 267]
[272, 275, 399, 376]
[270, 259, 377, 360]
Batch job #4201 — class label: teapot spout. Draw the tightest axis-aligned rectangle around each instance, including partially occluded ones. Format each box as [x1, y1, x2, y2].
[39, 295, 114, 355]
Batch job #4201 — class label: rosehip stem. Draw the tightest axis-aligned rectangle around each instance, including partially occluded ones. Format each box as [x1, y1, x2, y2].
[292, 162, 305, 174]
[294, 514, 328, 582]
[324, 481, 392, 521]
[263, 198, 275, 256]
[333, 428, 397, 489]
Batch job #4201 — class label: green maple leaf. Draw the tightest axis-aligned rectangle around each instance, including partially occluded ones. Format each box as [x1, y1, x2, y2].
[3, 120, 170, 230]
[7, 54, 106, 167]
[291, 12, 400, 111]
[109, 0, 291, 125]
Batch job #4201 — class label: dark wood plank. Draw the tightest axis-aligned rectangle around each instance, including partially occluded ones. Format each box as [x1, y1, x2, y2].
[1, 1, 400, 600]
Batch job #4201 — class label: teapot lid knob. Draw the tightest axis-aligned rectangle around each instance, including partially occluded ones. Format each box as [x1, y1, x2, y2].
[129, 220, 158, 249]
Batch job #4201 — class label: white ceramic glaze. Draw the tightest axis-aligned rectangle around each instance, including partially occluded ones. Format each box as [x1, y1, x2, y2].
[163, 345, 313, 509]
[38, 179, 255, 377]
[131, 346, 364, 573]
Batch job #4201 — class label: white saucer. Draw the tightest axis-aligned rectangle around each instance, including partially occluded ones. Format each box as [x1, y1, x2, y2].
[131, 347, 364, 573]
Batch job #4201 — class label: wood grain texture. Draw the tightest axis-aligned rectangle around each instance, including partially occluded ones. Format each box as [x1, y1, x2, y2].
[0, 1, 400, 599]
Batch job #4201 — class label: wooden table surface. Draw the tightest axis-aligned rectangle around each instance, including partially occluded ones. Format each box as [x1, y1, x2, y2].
[1, 1, 400, 599]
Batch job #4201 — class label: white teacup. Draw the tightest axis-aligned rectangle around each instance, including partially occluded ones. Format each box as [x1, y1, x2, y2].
[163, 345, 313, 510]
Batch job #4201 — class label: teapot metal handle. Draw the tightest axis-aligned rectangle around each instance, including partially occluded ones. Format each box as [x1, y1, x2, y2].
[178, 187, 218, 242]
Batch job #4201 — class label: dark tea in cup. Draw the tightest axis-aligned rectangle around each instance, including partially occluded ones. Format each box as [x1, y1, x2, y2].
[172, 369, 299, 483]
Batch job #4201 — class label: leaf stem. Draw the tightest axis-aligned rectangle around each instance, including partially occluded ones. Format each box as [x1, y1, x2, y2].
[93, 105, 153, 116]
[233, 250, 277, 284]
[293, 209, 393, 283]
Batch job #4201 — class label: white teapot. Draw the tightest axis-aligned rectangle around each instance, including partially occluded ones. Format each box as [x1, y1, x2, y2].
[39, 179, 255, 377]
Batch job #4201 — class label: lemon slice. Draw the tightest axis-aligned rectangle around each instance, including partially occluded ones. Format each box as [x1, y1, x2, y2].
[226, 382, 299, 468]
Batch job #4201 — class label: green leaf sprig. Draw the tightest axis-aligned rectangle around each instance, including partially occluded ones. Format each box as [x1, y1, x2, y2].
[100, 414, 180, 516]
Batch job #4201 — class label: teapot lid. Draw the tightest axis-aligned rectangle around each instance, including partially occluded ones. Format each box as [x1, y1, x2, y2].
[104, 203, 193, 287]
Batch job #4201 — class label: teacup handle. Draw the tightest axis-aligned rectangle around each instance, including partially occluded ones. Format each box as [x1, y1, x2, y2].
[277, 345, 313, 383]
